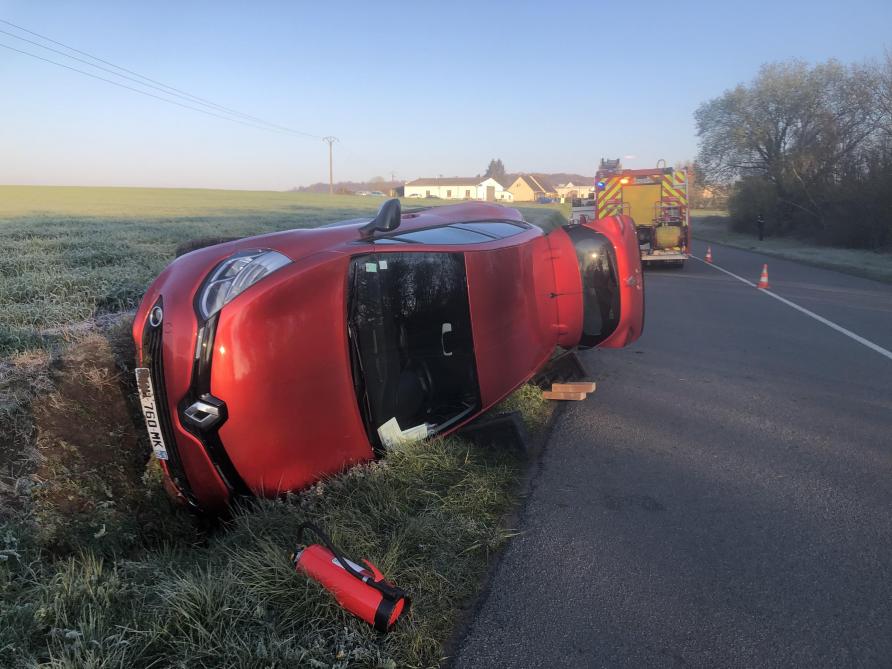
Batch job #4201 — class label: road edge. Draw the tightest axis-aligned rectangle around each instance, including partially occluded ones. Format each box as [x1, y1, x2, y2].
[438, 400, 568, 667]
[692, 233, 892, 285]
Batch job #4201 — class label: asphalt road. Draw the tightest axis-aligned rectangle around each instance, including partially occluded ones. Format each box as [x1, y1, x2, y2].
[454, 240, 892, 668]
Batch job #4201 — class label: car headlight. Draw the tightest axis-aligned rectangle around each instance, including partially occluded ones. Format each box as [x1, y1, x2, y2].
[197, 249, 291, 320]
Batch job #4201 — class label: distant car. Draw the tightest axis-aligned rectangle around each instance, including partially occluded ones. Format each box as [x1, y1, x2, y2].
[537, 196, 554, 204]
[407, 193, 422, 198]
[369, 191, 386, 197]
[356, 190, 371, 196]
[133, 201, 644, 511]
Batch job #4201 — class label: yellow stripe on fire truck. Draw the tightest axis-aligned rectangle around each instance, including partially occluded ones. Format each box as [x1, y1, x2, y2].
[596, 186, 608, 217]
[598, 179, 623, 217]
[662, 176, 687, 205]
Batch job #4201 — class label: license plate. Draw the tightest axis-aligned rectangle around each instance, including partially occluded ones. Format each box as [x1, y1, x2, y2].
[135, 367, 169, 460]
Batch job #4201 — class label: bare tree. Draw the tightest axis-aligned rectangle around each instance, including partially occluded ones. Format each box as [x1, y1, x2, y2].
[697, 61, 879, 188]
[696, 60, 883, 235]
[873, 52, 892, 136]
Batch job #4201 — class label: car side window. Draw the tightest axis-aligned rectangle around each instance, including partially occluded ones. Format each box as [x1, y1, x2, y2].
[389, 227, 491, 245]
[347, 252, 480, 447]
[449, 221, 528, 238]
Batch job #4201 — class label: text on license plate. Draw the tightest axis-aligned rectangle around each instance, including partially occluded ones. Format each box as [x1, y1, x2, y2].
[135, 367, 168, 460]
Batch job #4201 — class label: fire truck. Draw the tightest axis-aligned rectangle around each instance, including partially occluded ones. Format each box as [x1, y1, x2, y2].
[570, 159, 691, 267]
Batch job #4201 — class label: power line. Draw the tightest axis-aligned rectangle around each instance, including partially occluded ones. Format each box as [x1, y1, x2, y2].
[0, 19, 245, 113]
[0, 18, 321, 139]
[0, 26, 313, 137]
[0, 41, 299, 136]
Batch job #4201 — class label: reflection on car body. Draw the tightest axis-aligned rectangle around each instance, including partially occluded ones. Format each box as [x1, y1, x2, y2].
[132, 200, 644, 511]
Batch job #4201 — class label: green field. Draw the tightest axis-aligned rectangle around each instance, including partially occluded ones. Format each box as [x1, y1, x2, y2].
[0, 186, 565, 354]
[0, 187, 385, 354]
[0, 186, 557, 668]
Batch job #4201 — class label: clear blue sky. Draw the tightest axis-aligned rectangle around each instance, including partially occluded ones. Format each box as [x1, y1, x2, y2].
[1, 0, 890, 190]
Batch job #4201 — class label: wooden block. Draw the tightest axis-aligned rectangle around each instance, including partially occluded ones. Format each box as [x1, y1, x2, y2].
[542, 391, 587, 401]
[551, 381, 596, 394]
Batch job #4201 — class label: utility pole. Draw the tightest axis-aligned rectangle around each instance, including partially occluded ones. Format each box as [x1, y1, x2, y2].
[322, 136, 338, 194]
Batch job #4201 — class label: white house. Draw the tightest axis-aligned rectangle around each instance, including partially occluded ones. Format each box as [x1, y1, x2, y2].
[556, 181, 595, 202]
[476, 177, 513, 202]
[404, 177, 512, 202]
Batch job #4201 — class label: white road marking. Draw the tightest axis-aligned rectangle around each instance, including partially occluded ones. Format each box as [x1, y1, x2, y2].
[691, 255, 892, 362]
[691, 256, 757, 287]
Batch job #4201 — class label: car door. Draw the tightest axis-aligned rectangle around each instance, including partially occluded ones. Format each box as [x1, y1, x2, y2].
[347, 250, 480, 449]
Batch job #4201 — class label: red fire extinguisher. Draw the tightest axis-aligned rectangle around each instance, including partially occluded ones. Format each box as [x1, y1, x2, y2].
[291, 522, 411, 633]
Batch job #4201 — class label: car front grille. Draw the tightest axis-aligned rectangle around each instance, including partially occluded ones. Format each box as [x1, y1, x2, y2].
[142, 299, 196, 504]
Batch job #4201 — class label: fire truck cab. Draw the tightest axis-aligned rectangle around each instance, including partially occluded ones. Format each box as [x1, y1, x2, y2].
[570, 159, 691, 267]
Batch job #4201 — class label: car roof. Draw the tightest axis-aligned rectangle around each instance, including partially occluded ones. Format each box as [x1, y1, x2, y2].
[396, 201, 523, 230]
[212, 201, 533, 263]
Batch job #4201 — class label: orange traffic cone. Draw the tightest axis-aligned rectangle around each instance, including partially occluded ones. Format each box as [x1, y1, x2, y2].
[757, 264, 770, 289]
[705, 247, 713, 263]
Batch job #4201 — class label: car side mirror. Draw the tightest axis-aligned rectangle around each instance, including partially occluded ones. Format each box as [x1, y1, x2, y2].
[360, 198, 402, 238]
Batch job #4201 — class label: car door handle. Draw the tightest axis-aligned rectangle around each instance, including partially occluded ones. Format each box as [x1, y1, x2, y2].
[441, 322, 453, 357]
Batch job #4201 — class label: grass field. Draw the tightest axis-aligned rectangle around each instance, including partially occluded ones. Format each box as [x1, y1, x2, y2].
[691, 210, 892, 284]
[0, 186, 559, 668]
[0, 186, 565, 354]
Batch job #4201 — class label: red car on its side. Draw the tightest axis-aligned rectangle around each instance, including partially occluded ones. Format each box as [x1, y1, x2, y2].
[133, 200, 644, 512]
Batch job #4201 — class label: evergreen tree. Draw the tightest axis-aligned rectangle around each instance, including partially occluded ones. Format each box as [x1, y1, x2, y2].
[484, 159, 506, 181]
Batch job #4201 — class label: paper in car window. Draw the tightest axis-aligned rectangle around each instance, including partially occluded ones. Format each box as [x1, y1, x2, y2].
[401, 423, 428, 442]
[378, 260, 388, 270]
[365, 262, 377, 273]
[377, 417, 402, 449]
[377, 417, 429, 450]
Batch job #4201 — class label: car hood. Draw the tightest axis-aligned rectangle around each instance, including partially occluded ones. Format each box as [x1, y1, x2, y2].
[209, 251, 375, 496]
